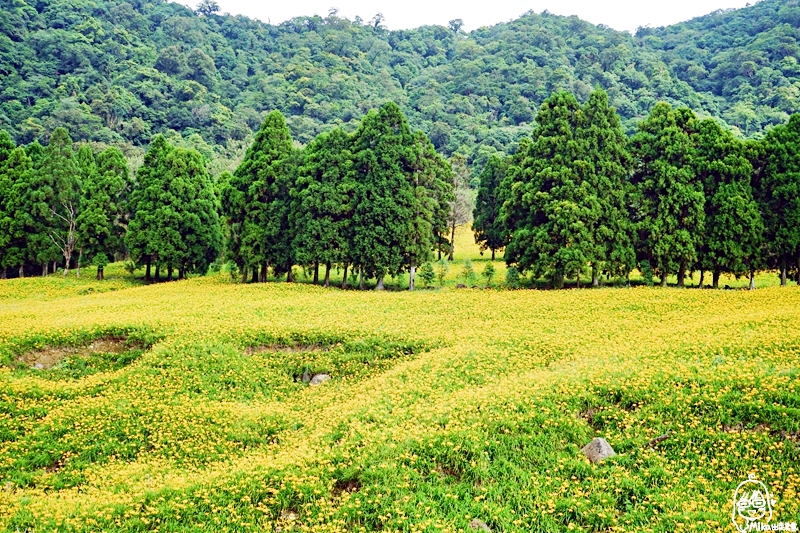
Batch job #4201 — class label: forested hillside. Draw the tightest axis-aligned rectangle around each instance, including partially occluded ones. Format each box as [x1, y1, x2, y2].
[639, 0, 800, 137]
[3, 0, 786, 174]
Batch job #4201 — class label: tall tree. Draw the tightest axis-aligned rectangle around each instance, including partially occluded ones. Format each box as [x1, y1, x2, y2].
[406, 130, 454, 290]
[752, 114, 800, 286]
[350, 102, 417, 290]
[76, 147, 130, 280]
[578, 89, 636, 285]
[501, 91, 594, 287]
[447, 154, 475, 261]
[0, 148, 35, 278]
[292, 128, 355, 287]
[630, 103, 705, 287]
[40, 128, 82, 277]
[221, 111, 294, 283]
[693, 119, 763, 288]
[473, 154, 508, 261]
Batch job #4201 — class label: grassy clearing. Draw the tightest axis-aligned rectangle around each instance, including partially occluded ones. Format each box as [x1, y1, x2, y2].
[0, 230, 798, 532]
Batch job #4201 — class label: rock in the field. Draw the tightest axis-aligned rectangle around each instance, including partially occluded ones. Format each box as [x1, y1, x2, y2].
[469, 519, 492, 532]
[309, 374, 330, 386]
[34, 363, 44, 370]
[581, 437, 616, 463]
[301, 369, 311, 383]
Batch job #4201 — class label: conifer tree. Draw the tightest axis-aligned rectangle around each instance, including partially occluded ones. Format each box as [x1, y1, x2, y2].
[39, 128, 82, 276]
[693, 119, 763, 288]
[473, 154, 508, 261]
[579, 89, 635, 285]
[752, 114, 800, 285]
[221, 111, 294, 282]
[350, 102, 417, 289]
[501, 91, 593, 287]
[292, 128, 355, 287]
[77, 147, 130, 280]
[0, 148, 35, 278]
[630, 103, 705, 287]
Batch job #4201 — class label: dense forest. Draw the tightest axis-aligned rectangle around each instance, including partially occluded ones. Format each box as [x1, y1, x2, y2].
[2, 0, 799, 176]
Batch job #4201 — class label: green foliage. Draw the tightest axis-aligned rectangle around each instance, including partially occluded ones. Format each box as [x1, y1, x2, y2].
[419, 262, 435, 287]
[472, 154, 508, 260]
[482, 262, 496, 286]
[505, 265, 521, 288]
[640, 260, 655, 287]
[461, 259, 476, 286]
[435, 259, 449, 287]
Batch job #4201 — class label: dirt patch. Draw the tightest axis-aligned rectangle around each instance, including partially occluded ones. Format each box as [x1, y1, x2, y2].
[244, 344, 330, 356]
[332, 479, 362, 497]
[19, 338, 129, 370]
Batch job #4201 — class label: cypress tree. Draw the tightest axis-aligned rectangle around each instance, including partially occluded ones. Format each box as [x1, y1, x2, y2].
[292, 128, 355, 287]
[752, 114, 800, 286]
[472, 154, 508, 261]
[222, 110, 294, 282]
[0, 148, 35, 278]
[350, 102, 417, 289]
[630, 103, 705, 287]
[76, 147, 130, 280]
[501, 91, 593, 287]
[693, 119, 763, 288]
[579, 89, 635, 286]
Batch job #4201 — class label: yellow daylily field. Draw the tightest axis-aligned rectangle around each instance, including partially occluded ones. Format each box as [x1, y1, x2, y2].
[0, 233, 798, 533]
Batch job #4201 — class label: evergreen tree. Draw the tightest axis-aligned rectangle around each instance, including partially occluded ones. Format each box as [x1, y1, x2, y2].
[501, 91, 593, 287]
[473, 154, 508, 261]
[0, 132, 19, 278]
[292, 128, 355, 287]
[127, 135, 172, 280]
[39, 128, 82, 276]
[579, 89, 635, 285]
[752, 114, 800, 286]
[350, 102, 418, 289]
[693, 119, 763, 288]
[222, 111, 294, 282]
[630, 103, 705, 287]
[76, 147, 130, 280]
[0, 148, 35, 278]
[406, 130, 453, 290]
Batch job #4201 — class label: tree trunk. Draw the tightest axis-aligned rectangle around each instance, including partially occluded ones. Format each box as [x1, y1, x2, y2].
[448, 221, 456, 261]
[19, 265, 24, 278]
[626, 272, 631, 288]
[749, 269, 756, 290]
[42, 263, 48, 277]
[167, 266, 173, 281]
[97, 266, 104, 280]
[1, 267, 6, 279]
[591, 265, 599, 287]
[409, 263, 416, 291]
[376, 276, 385, 291]
[251, 267, 258, 283]
[712, 269, 721, 289]
[146, 260, 151, 281]
[358, 267, 363, 290]
[491, 248, 496, 261]
[313, 262, 319, 285]
[62, 258, 70, 277]
[661, 271, 668, 287]
[52, 261, 57, 274]
[341, 264, 348, 289]
[677, 261, 686, 287]
[698, 270, 705, 288]
[155, 265, 161, 281]
[260, 262, 267, 283]
[241, 265, 248, 284]
[286, 265, 293, 283]
[576, 270, 581, 289]
[796, 257, 800, 284]
[438, 248, 441, 261]
[553, 271, 564, 289]
[324, 262, 331, 288]
[780, 261, 787, 286]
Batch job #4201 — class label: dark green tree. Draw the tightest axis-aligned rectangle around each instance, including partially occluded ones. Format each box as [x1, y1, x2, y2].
[630, 103, 705, 287]
[752, 114, 800, 286]
[0, 148, 35, 278]
[292, 128, 355, 287]
[350, 102, 417, 290]
[473, 154, 508, 261]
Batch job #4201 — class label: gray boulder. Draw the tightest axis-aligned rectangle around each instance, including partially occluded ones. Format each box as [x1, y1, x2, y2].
[469, 519, 491, 532]
[309, 374, 330, 386]
[581, 437, 616, 463]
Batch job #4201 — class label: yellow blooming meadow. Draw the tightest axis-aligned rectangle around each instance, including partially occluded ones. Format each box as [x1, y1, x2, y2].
[0, 249, 798, 533]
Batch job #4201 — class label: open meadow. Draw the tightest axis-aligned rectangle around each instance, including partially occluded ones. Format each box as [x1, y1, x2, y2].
[0, 233, 799, 533]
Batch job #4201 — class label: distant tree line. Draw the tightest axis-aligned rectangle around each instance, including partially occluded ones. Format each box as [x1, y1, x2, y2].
[473, 89, 800, 288]
[0, 103, 454, 289]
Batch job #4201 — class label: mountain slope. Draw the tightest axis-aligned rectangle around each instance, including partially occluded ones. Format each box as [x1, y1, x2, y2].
[0, 0, 793, 170]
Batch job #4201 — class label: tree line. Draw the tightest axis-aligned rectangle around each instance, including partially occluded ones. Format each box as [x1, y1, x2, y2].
[0, 102, 454, 289]
[472, 89, 800, 288]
